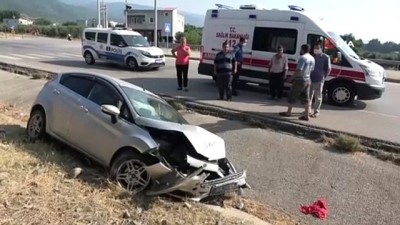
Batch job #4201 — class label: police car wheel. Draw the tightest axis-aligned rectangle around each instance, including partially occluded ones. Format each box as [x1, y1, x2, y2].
[127, 57, 138, 71]
[84, 51, 95, 65]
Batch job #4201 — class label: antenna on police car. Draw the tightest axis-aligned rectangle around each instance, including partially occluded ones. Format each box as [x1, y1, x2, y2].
[215, 4, 233, 9]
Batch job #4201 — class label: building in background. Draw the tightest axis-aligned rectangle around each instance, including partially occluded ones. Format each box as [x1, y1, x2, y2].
[126, 8, 185, 44]
[3, 18, 33, 28]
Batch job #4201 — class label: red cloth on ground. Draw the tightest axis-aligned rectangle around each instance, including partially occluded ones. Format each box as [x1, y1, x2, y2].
[300, 198, 329, 220]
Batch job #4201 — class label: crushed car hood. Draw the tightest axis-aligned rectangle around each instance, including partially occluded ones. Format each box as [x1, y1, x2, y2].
[136, 117, 226, 160]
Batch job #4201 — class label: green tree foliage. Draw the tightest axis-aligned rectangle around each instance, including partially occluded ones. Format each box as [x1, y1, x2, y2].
[0, 10, 20, 21]
[34, 18, 52, 26]
[340, 33, 364, 54]
[174, 24, 202, 45]
[62, 21, 78, 26]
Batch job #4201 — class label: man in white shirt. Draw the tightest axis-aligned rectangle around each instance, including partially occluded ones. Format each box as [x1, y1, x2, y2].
[268, 45, 288, 100]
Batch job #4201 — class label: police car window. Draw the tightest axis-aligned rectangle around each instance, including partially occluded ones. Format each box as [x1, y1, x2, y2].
[85, 32, 96, 41]
[252, 27, 297, 54]
[97, 33, 108, 44]
[60, 75, 94, 98]
[110, 34, 127, 47]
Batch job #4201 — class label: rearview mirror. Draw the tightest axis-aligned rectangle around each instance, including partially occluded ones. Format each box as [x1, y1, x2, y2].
[101, 104, 120, 124]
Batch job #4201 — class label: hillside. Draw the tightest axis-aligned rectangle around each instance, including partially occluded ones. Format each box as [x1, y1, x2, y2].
[0, 0, 96, 22]
[61, 0, 205, 26]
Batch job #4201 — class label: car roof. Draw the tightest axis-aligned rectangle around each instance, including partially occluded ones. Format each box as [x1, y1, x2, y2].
[58, 71, 161, 98]
[83, 28, 142, 36]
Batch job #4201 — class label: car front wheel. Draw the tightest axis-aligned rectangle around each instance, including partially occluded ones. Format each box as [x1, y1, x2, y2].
[26, 109, 46, 140]
[110, 151, 153, 194]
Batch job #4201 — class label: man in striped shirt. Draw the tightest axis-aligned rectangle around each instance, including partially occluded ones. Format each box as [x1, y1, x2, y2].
[214, 40, 237, 101]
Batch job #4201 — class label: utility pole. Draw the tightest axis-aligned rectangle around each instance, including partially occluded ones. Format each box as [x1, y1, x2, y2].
[97, 0, 101, 27]
[154, 0, 157, 47]
[125, 0, 128, 28]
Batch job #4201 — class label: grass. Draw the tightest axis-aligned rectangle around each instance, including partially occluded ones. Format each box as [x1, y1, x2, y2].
[321, 134, 362, 152]
[0, 103, 304, 225]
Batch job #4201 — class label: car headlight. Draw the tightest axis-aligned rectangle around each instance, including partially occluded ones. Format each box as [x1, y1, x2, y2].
[360, 64, 378, 77]
[139, 50, 152, 57]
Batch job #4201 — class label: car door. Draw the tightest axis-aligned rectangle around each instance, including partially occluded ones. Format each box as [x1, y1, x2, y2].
[106, 34, 126, 64]
[67, 78, 135, 163]
[48, 74, 95, 140]
[96, 32, 109, 61]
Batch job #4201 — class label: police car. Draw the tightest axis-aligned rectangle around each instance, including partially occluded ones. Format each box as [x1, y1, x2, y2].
[81, 28, 165, 70]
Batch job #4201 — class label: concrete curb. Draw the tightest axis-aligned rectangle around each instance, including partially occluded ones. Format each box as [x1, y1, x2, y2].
[203, 205, 272, 225]
[1, 61, 400, 166]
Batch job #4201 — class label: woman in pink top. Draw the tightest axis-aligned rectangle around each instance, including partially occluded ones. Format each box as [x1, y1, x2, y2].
[171, 37, 191, 91]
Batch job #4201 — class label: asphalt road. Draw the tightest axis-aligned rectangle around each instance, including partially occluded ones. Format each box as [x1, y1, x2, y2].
[0, 70, 399, 225]
[0, 37, 399, 144]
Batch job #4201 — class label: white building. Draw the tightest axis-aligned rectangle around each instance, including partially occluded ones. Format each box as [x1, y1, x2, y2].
[126, 8, 185, 43]
[3, 18, 33, 28]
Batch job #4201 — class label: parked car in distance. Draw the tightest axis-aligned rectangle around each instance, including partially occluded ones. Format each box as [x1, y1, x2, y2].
[26, 71, 249, 201]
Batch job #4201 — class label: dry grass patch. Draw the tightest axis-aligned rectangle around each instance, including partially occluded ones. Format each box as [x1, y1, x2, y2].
[321, 134, 362, 153]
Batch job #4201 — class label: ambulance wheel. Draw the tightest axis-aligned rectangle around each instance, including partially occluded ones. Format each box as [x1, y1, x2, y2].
[327, 82, 355, 107]
[84, 51, 95, 65]
[127, 57, 138, 71]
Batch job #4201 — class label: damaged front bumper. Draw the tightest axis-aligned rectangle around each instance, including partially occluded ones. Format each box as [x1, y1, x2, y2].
[144, 159, 248, 201]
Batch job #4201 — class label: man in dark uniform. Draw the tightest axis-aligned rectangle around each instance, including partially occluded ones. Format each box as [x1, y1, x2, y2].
[231, 37, 247, 96]
[214, 40, 237, 101]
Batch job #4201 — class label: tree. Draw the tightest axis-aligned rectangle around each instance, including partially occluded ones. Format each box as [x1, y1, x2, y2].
[175, 31, 185, 42]
[34, 18, 52, 26]
[62, 21, 78, 26]
[340, 33, 363, 54]
[174, 24, 202, 45]
[0, 10, 20, 21]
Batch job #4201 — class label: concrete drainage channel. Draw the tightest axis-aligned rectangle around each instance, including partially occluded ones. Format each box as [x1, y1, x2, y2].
[1, 62, 400, 167]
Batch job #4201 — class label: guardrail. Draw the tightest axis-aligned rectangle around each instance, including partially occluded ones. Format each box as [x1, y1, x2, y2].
[369, 59, 400, 70]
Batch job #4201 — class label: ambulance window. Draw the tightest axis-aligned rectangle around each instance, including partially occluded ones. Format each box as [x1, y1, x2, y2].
[85, 32, 96, 41]
[307, 34, 351, 67]
[252, 27, 297, 54]
[97, 33, 108, 44]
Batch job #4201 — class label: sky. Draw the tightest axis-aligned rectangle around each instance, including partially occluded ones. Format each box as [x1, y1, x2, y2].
[112, 0, 399, 43]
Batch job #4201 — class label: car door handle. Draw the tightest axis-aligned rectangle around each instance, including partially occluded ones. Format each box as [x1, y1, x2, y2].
[80, 105, 88, 113]
[288, 58, 296, 62]
[52, 89, 60, 95]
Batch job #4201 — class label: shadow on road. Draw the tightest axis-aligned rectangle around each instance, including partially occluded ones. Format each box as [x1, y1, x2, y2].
[39, 59, 157, 73]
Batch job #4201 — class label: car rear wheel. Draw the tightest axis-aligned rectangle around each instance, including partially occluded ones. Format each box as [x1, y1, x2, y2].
[110, 151, 153, 194]
[26, 109, 46, 140]
[84, 51, 95, 65]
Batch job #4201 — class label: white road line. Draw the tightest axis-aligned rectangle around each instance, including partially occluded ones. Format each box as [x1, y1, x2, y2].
[0, 55, 21, 60]
[9, 54, 39, 59]
[27, 53, 55, 59]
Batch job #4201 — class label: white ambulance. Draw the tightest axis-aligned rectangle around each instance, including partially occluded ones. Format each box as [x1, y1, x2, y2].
[81, 27, 165, 70]
[198, 5, 386, 106]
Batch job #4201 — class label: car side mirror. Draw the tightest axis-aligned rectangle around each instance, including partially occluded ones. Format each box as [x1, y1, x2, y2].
[101, 104, 120, 124]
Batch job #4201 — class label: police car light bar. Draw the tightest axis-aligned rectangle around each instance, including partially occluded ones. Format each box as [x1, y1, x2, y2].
[288, 5, 305, 11]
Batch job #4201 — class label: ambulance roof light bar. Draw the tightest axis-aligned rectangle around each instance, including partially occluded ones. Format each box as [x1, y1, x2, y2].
[215, 4, 234, 10]
[288, 5, 305, 11]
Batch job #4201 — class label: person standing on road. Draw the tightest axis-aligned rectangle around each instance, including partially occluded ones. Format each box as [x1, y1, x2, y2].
[231, 37, 248, 96]
[214, 40, 237, 101]
[308, 42, 331, 118]
[171, 36, 191, 92]
[279, 44, 315, 121]
[268, 45, 288, 100]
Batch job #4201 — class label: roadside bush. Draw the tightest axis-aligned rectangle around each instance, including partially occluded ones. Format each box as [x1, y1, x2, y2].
[13, 24, 83, 38]
[333, 134, 362, 152]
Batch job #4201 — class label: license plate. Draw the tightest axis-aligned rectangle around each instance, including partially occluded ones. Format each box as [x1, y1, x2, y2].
[209, 183, 239, 196]
[155, 59, 163, 63]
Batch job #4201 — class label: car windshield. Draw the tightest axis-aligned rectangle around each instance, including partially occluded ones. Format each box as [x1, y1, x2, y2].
[121, 35, 150, 47]
[328, 31, 360, 60]
[121, 86, 188, 124]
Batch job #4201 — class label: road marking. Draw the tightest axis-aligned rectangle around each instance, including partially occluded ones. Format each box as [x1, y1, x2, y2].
[361, 110, 400, 119]
[27, 53, 55, 59]
[9, 54, 39, 59]
[0, 55, 21, 60]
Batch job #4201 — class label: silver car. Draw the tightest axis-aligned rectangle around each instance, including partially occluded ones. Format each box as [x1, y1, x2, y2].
[26, 72, 248, 201]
